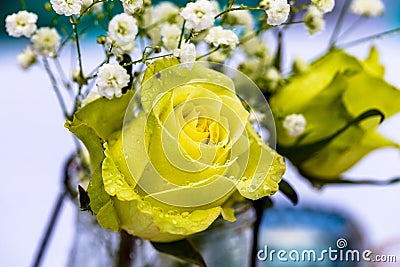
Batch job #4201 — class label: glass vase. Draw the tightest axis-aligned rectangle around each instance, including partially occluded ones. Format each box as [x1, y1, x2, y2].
[64, 154, 256, 267]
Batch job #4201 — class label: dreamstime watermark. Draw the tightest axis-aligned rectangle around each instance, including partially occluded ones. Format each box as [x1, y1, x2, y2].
[257, 238, 397, 263]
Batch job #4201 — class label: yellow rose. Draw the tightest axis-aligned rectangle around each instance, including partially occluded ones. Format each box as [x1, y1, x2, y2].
[67, 58, 285, 242]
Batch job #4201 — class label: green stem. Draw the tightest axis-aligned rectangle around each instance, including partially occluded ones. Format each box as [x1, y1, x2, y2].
[71, 17, 84, 98]
[19, 0, 27, 10]
[43, 58, 71, 120]
[76, 0, 106, 22]
[54, 58, 71, 90]
[274, 30, 283, 72]
[219, 0, 236, 24]
[196, 46, 221, 60]
[337, 27, 400, 48]
[328, 0, 351, 49]
[123, 53, 174, 66]
[178, 21, 186, 49]
[215, 6, 264, 19]
[306, 176, 400, 187]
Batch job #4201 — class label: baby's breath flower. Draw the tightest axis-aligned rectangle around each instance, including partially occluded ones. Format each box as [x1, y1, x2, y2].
[107, 37, 135, 55]
[152, 2, 181, 25]
[174, 42, 197, 69]
[225, 6, 254, 30]
[265, 0, 291, 26]
[50, 0, 83, 16]
[180, 0, 217, 32]
[266, 67, 282, 90]
[304, 5, 325, 34]
[108, 13, 138, 46]
[31, 27, 61, 57]
[96, 63, 130, 99]
[350, 0, 384, 17]
[5, 11, 38, 38]
[161, 24, 181, 50]
[121, 0, 143, 15]
[283, 114, 307, 137]
[311, 0, 335, 13]
[205, 26, 239, 50]
[17, 46, 37, 70]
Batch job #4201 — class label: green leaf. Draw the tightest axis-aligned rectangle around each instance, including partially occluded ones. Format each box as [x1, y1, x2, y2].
[362, 46, 385, 78]
[279, 179, 298, 205]
[96, 200, 120, 232]
[151, 239, 207, 267]
[67, 90, 135, 141]
[65, 122, 104, 168]
[278, 109, 385, 165]
[87, 163, 111, 214]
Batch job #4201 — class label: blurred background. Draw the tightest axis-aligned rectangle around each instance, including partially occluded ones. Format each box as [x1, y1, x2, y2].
[1, 0, 400, 266]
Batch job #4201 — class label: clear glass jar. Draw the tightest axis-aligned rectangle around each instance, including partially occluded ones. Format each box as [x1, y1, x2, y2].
[65, 154, 256, 267]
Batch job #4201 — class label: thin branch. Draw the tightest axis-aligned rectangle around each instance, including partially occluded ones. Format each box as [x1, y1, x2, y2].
[54, 58, 71, 90]
[196, 46, 221, 60]
[43, 58, 71, 120]
[71, 18, 84, 98]
[19, 0, 27, 10]
[215, 6, 264, 19]
[178, 21, 186, 49]
[328, 0, 351, 49]
[122, 53, 174, 67]
[30, 191, 68, 267]
[307, 176, 400, 187]
[337, 27, 400, 48]
[336, 16, 364, 41]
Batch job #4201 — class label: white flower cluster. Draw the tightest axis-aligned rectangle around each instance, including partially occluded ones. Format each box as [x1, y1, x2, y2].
[304, 5, 325, 35]
[96, 63, 130, 99]
[311, 0, 335, 13]
[180, 0, 217, 31]
[121, 0, 144, 15]
[350, 0, 384, 17]
[174, 43, 197, 69]
[5, 9, 61, 69]
[50, 0, 83, 16]
[283, 114, 307, 137]
[161, 24, 181, 51]
[17, 47, 37, 70]
[205, 26, 239, 49]
[4, 0, 386, 100]
[31, 27, 61, 57]
[5, 10, 37, 38]
[107, 13, 139, 54]
[260, 0, 291, 26]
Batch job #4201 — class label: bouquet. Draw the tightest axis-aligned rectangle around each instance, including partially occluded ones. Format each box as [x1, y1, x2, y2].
[5, 0, 400, 266]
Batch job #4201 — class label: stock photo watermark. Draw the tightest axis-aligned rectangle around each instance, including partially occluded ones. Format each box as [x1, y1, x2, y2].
[257, 238, 397, 263]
